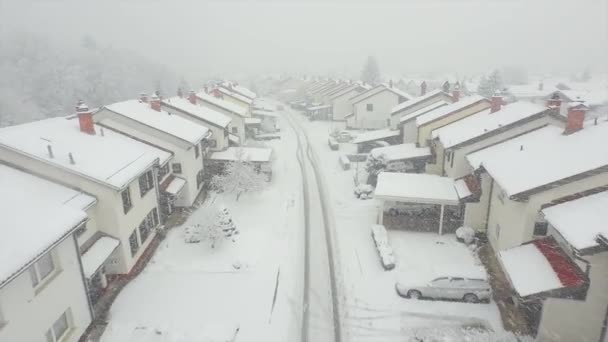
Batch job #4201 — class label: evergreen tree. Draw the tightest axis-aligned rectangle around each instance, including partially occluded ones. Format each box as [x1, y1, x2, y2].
[217, 207, 239, 239]
[477, 70, 504, 98]
[361, 56, 380, 86]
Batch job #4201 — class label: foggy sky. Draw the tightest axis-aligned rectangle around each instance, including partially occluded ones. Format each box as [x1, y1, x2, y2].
[1, 0, 607, 80]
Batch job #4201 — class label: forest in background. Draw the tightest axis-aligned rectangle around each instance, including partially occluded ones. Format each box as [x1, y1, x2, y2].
[0, 32, 184, 126]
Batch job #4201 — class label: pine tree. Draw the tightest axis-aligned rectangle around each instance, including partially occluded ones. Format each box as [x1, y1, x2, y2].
[217, 207, 239, 239]
[477, 70, 503, 98]
[361, 56, 381, 86]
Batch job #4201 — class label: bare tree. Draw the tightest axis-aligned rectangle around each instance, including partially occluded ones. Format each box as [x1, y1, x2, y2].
[210, 149, 267, 201]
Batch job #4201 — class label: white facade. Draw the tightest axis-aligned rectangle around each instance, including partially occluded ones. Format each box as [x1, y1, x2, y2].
[351, 89, 407, 129]
[0, 236, 92, 342]
[0, 147, 161, 274]
[198, 99, 247, 143]
[331, 87, 365, 121]
[94, 109, 205, 207]
[389, 92, 453, 128]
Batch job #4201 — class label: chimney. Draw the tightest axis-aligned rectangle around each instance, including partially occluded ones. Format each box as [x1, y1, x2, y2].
[452, 82, 461, 102]
[76, 100, 95, 135]
[140, 92, 148, 103]
[491, 90, 503, 113]
[389, 79, 393, 88]
[177, 88, 183, 98]
[212, 88, 223, 99]
[188, 90, 197, 105]
[547, 93, 562, 108]
[564, 102, 588, 135]
[150, 94, 161, 112]
[420, 81, 427, 96]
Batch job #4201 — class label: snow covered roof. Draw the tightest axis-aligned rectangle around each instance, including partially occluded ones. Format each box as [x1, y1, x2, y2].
[163, 97, 231, 128]
[370, 143, 431, 162]
[306, 104, 332, 111]
[552, 89, 608, 107]
[499, 238, 586, 297]
[253, 98, 279, 111]
[0, 165, 92, 288]
[416, 95, 489, 127]
[399, 101, 449, 123]
[218, 87, 254, 105]
[163, 176, 186, 196]
[506, 84, 557, 99]
[542, 191, 608, 251]
[454, 178, 472, 199]
[466, 121, 608, 198]
[352, 129, 400, 144]
[244, 117, 262, 125]
[350, 84, 413, 104]
[252, 110, 278, 118]
[195, 92, 248, 117]
[221, 82, 257, 99]
[330, 83, 371, 100]
[210, 147, 272, 163]
[0, 116, 171, 189]
[374, 172, 460, 205]
[432, 102, 551, 149]
[81, 236, 120, 278]
[104, 99, 210, 145]
[390, 89, 448, 115]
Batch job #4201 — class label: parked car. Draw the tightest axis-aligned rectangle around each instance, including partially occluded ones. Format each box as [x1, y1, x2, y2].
[336, 130, 353, 142]
[395, 276, 491, 303]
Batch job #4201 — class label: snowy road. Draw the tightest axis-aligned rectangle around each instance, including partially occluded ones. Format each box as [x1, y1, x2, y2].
[284, 110, 343, 342]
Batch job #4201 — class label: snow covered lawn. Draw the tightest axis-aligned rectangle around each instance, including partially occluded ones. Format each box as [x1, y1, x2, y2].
[100, 121, 305, 342]
[296, 116, 503, 341]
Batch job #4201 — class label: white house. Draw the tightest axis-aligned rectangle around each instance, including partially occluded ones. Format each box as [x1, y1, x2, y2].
[220, 81, 257, 100]
[196, 91, 249, 144]
[0, 165, 93, 342]
[389, 88, 454, 128]
[346, 83, 412, 129]
[0, 103, 171, 275]
[162, 94, 232, 151]
[217, 86, 253, 114]
[96, 96, 211, 209]
[465, 105, 608, 252]
[329, 83, 370, 121]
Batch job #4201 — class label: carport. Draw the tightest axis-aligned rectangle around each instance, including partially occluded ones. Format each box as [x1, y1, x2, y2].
[374, 172, 462, 235]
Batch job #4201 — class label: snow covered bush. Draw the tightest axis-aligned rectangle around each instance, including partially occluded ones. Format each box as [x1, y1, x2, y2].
[407, 326, 533, 342]
[365, 153, 388, 186]
[217, 207, 239, 239]
[456, 226, 476, 245]
[354, 184, 374, 200]
[210, 149, 268, 201]
[371, 224, 396, 270]
[184, 224, 203, 243]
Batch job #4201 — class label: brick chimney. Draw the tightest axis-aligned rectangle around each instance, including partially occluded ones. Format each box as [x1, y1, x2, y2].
[76, 100, 95, 135]
[564, 102, 588, 135]
[177, 88, 183, 98]
[212, 88, 223, 99]
[547, 93, 562, 108]
[150, 94, 161, 112]
[452, 82, 461, 102]
[491, 90, 503, 113]
[188, 90, 197, 105]
[420, 81, 427, 96]
[140, 92, 148, 103]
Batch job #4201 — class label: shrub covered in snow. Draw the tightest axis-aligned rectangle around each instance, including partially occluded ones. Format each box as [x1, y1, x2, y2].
[184, 224, 202, 243]
[371, 224, 396, 270]
[456, 226, 476, 245]
[354, 184, 374, 200]
[210, 150, 268, 201]
[407, 326, 533, 342]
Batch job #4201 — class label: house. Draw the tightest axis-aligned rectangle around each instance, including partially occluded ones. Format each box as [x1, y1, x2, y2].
[220, 81, 257, 100]
[498, 191, 608, 341]
[208, 147, 273, 180]
[0, 165, 94, 342]
[431, 95, 565, 178]
[252, 109, 279, 133]
[217, 86, 253, 114]
[305, 104, 333, 120]
[95, 95, 211, 210]
[0, 103, 171, 275]
[321, 82, 352, 104]
[398, 101, 450, 141]
[389, 88, 454, 129]
[195, 91, 249, 144]
[465, 105, 608, 251]
[546, 89, 608, 119]
[346, 83, 413, 129]
[504, 82, 557, 104]
[351, 128, 401, 153]
[329, 83, 370, 121]
[161, 93, 232, 151]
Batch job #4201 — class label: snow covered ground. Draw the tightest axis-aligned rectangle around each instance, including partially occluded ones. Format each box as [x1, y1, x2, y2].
[292, 114, 504, 341]
[100, 118, 305, 342]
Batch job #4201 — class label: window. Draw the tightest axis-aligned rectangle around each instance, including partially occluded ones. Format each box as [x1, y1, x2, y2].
[138, 219, 150, 244]
[533, 221, 548, 236]
[158, 163, 170, 181]
[232, 127, 238, 134]
[366, 103, 373, 111]
[450, 151, 455, 168]
[129, 230, 139, 257]
[194, 145, 200, 159]
[139, 170, 154, 197]
[29, 252, 56, 288]
[121, 188, 132, 214]
[45, 310, 69, 342]
[208, 139, 217, 148]
[196, 169, 204, 189]
[172, 163, 182, 174]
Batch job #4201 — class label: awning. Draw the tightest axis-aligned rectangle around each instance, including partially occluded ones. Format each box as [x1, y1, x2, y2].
[454, 178, 472, 199]
[374, 172, 460, 206]
[161, 175, 186, 196]
[499, 237, 587, 298]
[82, 236, 120, 279]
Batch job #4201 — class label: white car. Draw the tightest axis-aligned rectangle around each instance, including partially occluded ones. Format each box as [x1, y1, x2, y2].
[395, 276, 491, 303]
